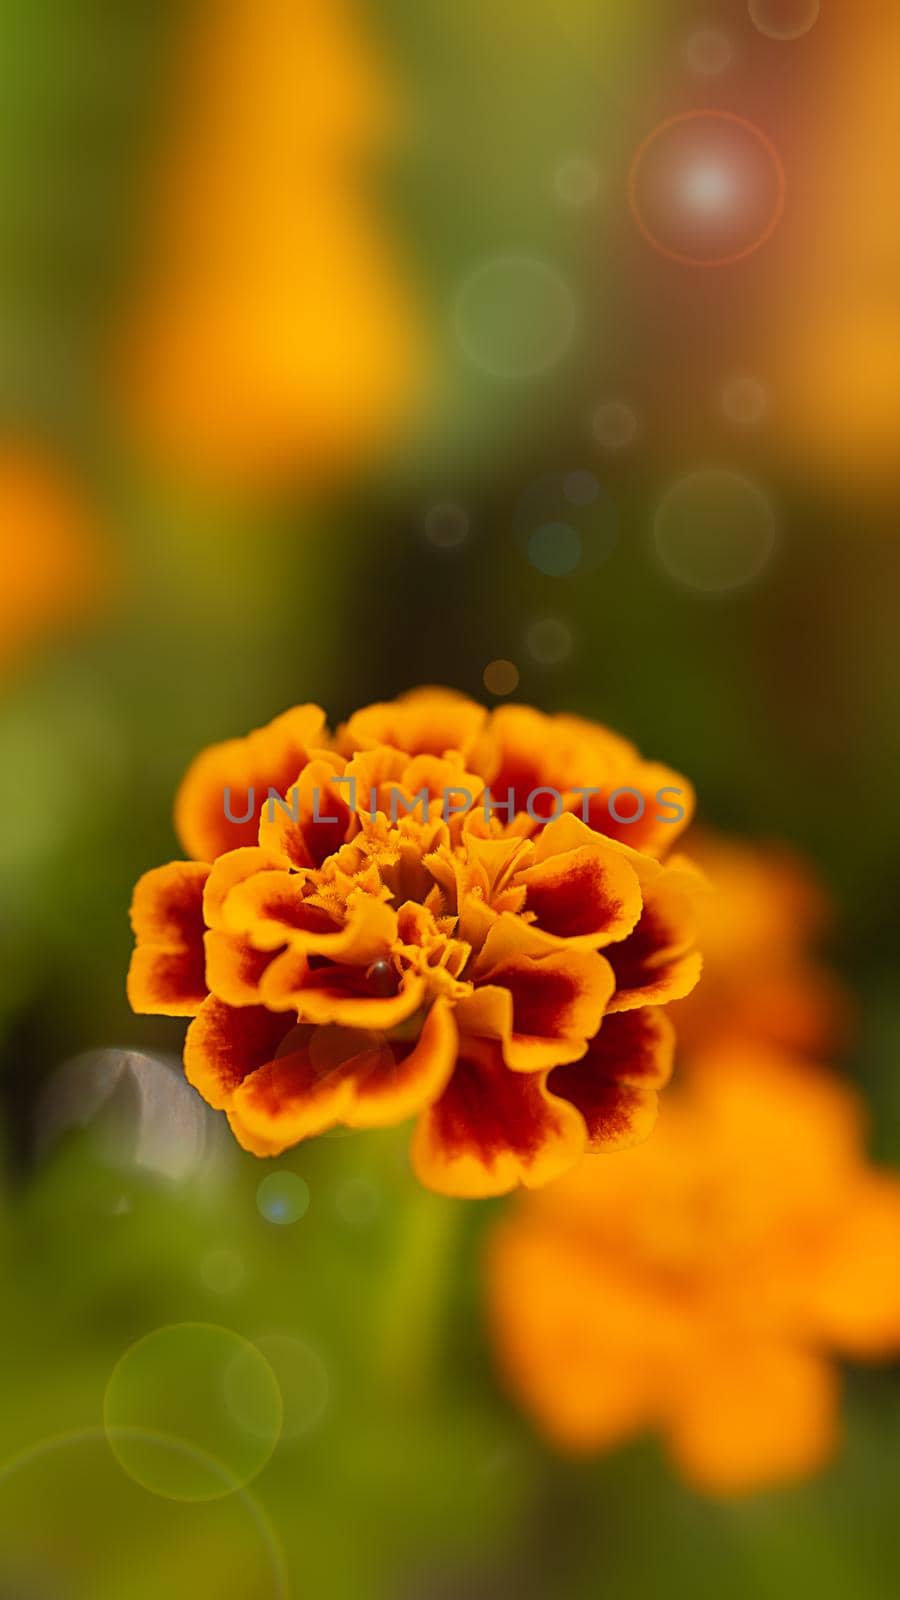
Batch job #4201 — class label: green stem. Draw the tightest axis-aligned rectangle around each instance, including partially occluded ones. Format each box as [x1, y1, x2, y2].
[373, 1178, 465, 1406]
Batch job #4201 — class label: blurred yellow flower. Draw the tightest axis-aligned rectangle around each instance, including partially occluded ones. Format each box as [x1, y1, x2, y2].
[0, 444, 108, 677]
[116, 0, 424, 490]
[488, 1047, 900, 1494]
[128, 689, 702, 1194]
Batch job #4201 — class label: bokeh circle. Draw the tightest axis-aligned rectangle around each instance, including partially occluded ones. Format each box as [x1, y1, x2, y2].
[103, 1323, 283, 1500]
[0, 1429, 289, 1598]
[592, 400, 638, 450]
[250, 1335, 330, 1440]
[483, 659, 520, 697]
[256, 1171, 310, 1225]
[526, 618, 573, 665]
[721, 374, 769, 426]
[424, 502, 469, 549]
[629, 111, 786, 267]
[685, 30, 733, 76]
[749, 0, 819, 40]
[554, 156, 601, 206]
[516, 471, 618, 576]
[653, 468, 777, 592]
[454, 256, 576, 378]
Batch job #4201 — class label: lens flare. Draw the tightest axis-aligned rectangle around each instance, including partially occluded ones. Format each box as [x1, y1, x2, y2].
[629, 111, 786, 268]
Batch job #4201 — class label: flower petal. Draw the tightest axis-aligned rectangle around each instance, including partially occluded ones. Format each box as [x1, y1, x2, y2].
[221, 868, 342, 949]
[664, 1339, 839, 1496]
[410, 1036, 586, 1196]
[294, 970, 426, 1029]
[470, 914, 614, 1071]
[127, 861, 210, 1016]
[227, 1026, 356, 1155]
[548, 1008, 675, 1151]
[515, 833, 642, 948]
[257, 755, 354, 868]
[803, 1174, 900, 1357]
[203, 929, 277, 1007]
[342, 998, 458, 1127]
[224, 870, 397, 960]
[228, 999, 456, 1154]
[487, 1218, 661, 1451]
[174, 704, 328, 860]
[575, 760, 695, 856]
[203, 847, 284, 929]
[605, 864, 703, 1011]
[338, 687, 493, 771]
[183, 996, 299, 1110]
[487, 706, 694, 854]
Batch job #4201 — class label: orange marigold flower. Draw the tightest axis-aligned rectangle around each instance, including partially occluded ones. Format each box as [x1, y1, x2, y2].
[672, 829, 850, 1059]
[127, 688, 702, 1194]
[487, 1048, 900, 1493]
[116, 0, 423, 490]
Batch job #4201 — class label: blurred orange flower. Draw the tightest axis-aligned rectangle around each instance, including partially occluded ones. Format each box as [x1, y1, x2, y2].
[128, 688, 702, 1194]
[672, 830, 850, 1060]
[0, 444, 108, 676]
[771, 7, 900, 492]
[488, 1048, 900, 1494]
[116, 0, 423, 490]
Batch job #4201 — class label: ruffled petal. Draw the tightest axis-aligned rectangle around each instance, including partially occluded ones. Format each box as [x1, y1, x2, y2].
[203, 929, 277, 1007]
[486, 706, 694, 854]
[257, 755, 355, 868]
[174, 704, 328, 860]
[221, 868, 341, 949]
[576, 761, 695, 856]
[515, 824, 643, 948]
[606, 863, 703, 1011]
[203, 846, 284, 929]
[224, 870, 397, 960]
[127, 861, 210, 1016]
[228, 999, 457, 1154]
[227, 1025, 356, 1154]
[183, 996, 298, 1110]
[294, 969, 426, 1029]
[338, 687, 493, 771]
[410, 1036, 586, 1196]
[470, 914, 614, 1071]
[548, 1007, 675, 1150]
[342, 998, 458, 1127]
